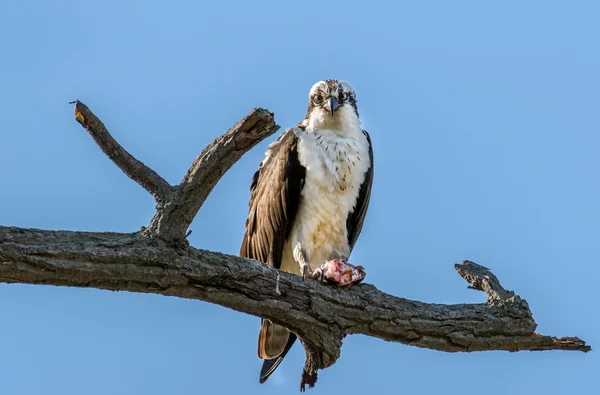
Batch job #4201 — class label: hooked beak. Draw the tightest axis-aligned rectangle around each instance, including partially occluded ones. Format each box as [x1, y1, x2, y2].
[326, 97, 339, 116]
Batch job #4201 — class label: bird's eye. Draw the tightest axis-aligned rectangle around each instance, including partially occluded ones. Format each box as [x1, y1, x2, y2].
[313, 95, 323, 105]
[339, 92, 348, 102]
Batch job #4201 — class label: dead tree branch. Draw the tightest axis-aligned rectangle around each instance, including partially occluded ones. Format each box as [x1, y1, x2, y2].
[146, 108, 279, 243]
[74, 100, 279, 244]
[73, 101, 173, 202]
[0, 226, 590, 389]
[0, 102, 590, 391]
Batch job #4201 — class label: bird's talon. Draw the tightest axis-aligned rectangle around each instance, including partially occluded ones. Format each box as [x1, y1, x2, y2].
[300, 264, 311, 280]
[311, 268, 324, 282]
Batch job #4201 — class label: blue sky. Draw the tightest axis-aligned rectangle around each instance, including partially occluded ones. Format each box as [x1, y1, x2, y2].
[1, 0, 598, 394]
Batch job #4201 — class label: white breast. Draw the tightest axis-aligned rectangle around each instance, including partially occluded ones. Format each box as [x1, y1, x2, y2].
[280, 127, 371, 273]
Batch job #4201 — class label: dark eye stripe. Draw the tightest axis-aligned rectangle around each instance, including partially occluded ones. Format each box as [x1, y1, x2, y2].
[304, 81, 359, 119]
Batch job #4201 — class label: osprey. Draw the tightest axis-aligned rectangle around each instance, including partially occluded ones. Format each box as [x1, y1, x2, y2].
[240, 80, 374, 384]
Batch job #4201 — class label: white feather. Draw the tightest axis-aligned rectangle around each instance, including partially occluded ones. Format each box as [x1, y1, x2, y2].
[280, 103, 371, 273]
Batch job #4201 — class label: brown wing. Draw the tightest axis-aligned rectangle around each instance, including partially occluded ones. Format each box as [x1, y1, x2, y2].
[347, 130, 374, 249]
[240, 129, 305, 268]
[239, 129, 305, 383]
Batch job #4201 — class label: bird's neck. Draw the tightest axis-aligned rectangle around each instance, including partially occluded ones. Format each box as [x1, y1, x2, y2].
[303, 110, 361, 136]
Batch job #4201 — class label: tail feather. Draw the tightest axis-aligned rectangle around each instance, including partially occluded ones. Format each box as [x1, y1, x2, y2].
[258, 320, 292, 359]
[259, 332, 297, 384]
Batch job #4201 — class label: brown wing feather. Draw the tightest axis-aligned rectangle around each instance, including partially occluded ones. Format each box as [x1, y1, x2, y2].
[347, 130, 374, 249]
[239, 129, 305, 382]
[240, 129, 305, 268]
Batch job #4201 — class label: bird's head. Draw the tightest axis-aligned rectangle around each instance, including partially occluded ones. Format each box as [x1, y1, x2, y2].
[304, 80, 360, 131]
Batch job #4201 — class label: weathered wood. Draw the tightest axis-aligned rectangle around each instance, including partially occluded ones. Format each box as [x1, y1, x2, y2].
[74, 101, 279, 245]
[146, 108, 280, 243]
[0, 227, 590, 390]
[455, 260, 516, 303]
[73, 101, 173, 202]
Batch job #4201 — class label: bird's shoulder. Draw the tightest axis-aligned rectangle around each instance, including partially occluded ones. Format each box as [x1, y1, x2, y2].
[258, 126, 304, 168]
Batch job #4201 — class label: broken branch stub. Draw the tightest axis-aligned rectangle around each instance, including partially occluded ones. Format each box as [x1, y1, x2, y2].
[455, 260, 517, 303]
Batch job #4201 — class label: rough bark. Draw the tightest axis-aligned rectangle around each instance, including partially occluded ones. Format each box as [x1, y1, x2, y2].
[74, 100, 279, 244]
[73, 101, 173, 202]
[146, 108, 279, 243]
[0, 226, 590, 389]
[0, 102, 590, 391]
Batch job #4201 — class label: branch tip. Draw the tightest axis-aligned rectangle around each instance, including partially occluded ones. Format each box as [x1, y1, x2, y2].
[71, 100, 172, 202]
[455, 260, 515, 303]
[300, 348, 320, 392]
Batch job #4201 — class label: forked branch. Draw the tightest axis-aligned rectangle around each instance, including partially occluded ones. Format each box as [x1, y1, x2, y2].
[0, 102, 590, 391]
[73, 100, 279, 244]
[146, 108, 280, 243]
